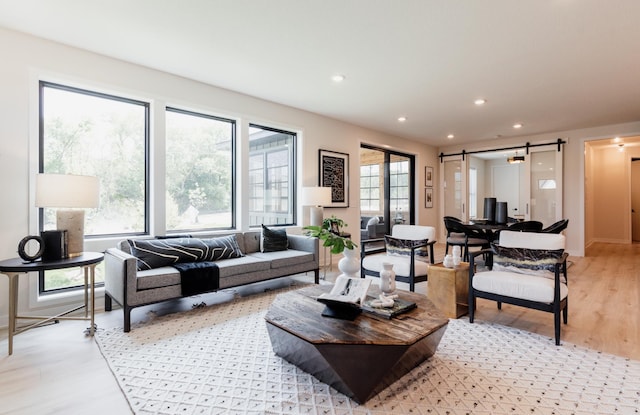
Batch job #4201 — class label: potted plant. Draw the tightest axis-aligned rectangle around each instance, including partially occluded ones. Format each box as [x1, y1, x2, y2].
[303, 215, 357, 254]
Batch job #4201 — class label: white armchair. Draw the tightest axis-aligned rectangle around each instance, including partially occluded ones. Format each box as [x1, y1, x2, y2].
[361, 225, 436, 292]
[468, 230, 569, 345]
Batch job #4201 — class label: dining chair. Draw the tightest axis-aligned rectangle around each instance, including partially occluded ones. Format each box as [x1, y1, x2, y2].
[541, 219, 569, 234]
[443, 217, 491, 261]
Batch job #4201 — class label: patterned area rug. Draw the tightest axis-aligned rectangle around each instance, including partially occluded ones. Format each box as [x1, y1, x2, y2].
[95, 285, 640, 415]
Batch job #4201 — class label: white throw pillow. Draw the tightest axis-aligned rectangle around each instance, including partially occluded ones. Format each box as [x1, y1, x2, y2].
[367, 216, 379, 226]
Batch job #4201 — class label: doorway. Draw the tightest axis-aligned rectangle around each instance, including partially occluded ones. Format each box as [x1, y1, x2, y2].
[632, 158, 640, 242]
[359, 145, 415, 236]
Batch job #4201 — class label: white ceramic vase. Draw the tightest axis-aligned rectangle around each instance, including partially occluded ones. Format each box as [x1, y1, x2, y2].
[338, 247, 360, 278]
[379, 262, 396, 294]
[443, 254, 454, 268]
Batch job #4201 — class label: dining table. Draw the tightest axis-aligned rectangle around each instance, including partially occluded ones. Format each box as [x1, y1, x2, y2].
[464, 220, 510, 242]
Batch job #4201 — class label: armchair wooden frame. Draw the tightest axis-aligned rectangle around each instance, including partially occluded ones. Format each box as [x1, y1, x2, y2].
[468, 248, 569, 345]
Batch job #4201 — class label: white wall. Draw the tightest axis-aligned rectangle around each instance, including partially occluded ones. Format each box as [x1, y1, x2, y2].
[0, 28, 440, 325]
[439, 122, 640, 257]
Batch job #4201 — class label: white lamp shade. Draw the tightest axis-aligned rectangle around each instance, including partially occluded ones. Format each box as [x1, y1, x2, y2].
[36, 174, 99, 208]
[301, 186, 332, 207]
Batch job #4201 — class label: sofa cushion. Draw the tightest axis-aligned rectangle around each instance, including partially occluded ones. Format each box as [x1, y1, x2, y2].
[472, 270, 568, 303]
[129, 235, 244, 271]
[137, 266, 181, 290]
[491, 243, 564, 280]
[251, 249, 314, 269]
[136, 255, 274, 290]
[260, 224, 289, 252]
[384, 236, 429, 258]
[215, 255, 272, 277]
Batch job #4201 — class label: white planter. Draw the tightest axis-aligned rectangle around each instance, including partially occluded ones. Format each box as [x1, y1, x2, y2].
[338, 247, 360, 278]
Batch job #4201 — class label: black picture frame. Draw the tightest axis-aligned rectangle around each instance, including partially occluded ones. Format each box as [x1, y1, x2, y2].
[319, 149, 349, 208]
[425, 166, 434, 187]
[425, 187, 433, 208]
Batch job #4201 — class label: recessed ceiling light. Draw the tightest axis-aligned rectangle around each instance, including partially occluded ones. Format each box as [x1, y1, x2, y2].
[447, 134, 455, 139]
[331, 74, 345, 82]
[474, 99, 486, 105]
[397, 116, 407, 122]
[513, 123, 523, 129]
[613, 136, 622, 143]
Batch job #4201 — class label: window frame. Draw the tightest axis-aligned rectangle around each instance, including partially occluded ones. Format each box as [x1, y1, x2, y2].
[165, 106, 237, 233]
[38, 81, 150, 294]
[248, 124, 297, 227]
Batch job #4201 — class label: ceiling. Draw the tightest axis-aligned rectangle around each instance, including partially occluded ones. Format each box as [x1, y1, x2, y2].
[2, 0, 640, 148]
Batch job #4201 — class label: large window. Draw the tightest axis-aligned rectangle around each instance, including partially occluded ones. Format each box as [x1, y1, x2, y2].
[165, 108, 235, 231]
[40, 82, 148, 235]
[248, 125, 296, 226]
[39, 82, 149, 292]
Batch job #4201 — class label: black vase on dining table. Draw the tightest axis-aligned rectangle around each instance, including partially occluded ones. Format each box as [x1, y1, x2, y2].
[483, 198, 496, 223]
[495, 202, 508, 224]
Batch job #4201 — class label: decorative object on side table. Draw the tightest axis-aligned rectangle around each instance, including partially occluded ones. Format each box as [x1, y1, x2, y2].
[17, 235, 45, 262]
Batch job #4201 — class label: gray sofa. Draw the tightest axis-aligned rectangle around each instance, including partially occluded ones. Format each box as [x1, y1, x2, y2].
[104, 231, 319, 331]
[360, 215, 386, 240]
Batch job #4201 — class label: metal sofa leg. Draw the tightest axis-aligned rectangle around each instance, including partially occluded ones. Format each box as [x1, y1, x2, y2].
[104, 293, 113, 311]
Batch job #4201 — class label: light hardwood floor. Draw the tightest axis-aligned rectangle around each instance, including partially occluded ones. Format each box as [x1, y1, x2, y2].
[0, 242, 638, 415]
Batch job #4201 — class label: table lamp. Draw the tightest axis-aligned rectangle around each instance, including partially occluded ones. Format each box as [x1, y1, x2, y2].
[36, 174, 100, 257]
[301, 186, 332, 227]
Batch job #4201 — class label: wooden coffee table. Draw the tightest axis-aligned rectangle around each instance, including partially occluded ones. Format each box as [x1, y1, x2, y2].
[264, 285, 448, 403]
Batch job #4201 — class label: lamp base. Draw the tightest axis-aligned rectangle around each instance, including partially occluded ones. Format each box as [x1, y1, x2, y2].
[56, 209, 85, 257]
[310, 206, 324, 227]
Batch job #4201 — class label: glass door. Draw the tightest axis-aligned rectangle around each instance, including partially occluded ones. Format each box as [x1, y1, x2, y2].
[527, 148, 563, 227]
[360, 145, 415, 236]
[442, 156, 467, 221]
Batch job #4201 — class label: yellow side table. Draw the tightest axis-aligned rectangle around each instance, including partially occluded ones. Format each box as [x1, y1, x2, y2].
[427, 262, 469, 319]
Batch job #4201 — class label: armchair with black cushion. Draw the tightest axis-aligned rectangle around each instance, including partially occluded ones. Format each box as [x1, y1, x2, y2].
[361, 225, 436, 292]
[468, 230, 569, 345]
[360, 215, 386, 241]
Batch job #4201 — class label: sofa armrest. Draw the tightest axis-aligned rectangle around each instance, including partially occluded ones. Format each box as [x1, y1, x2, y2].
[104, 247, 138, 306]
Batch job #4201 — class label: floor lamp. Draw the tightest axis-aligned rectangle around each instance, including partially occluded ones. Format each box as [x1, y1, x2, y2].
[36, 174, 100, 257]
[302, 186, 332, 227]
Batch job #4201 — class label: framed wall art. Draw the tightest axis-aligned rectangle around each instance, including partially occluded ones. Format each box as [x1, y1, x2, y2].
[319, 149, 349, 207]
[425, 187, 433, 208]
[425, 166, 434, 187]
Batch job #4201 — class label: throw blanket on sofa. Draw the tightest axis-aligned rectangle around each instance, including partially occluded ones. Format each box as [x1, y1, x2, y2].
[173, 261, 220, 296]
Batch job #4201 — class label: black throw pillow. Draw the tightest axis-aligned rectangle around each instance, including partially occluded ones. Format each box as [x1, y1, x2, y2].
[261, 224, 289, 252]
